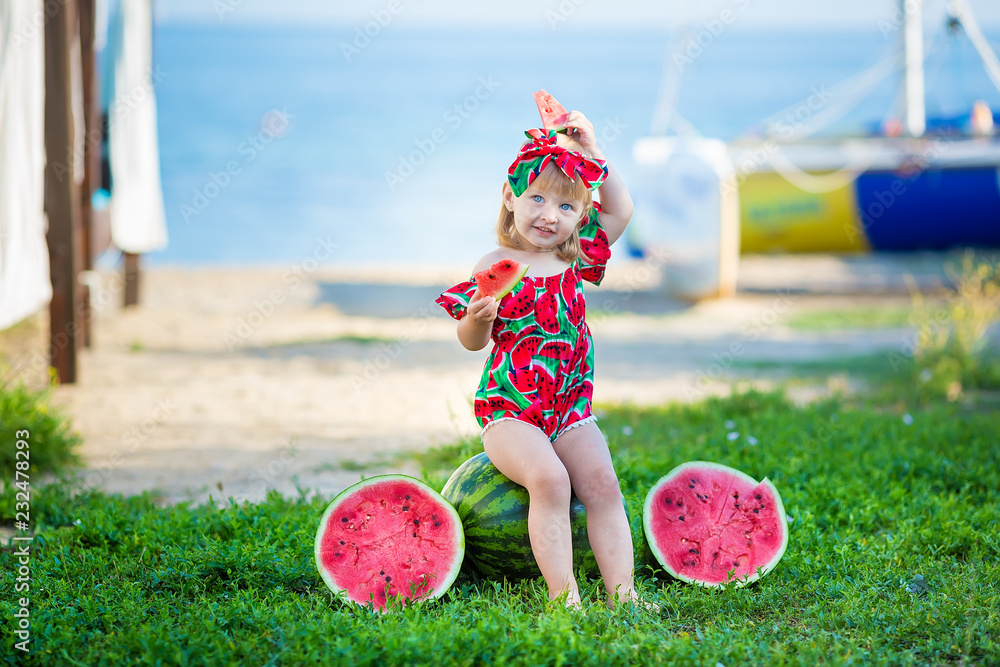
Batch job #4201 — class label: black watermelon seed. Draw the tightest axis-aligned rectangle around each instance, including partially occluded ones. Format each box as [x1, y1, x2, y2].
[380, 571, 385, 575]
[434, 522, 441, 527]
[733, 561, 739, 567]
[677, 500, 683, 506]
[733, 492, 739, 498]
[679, 516, 685, 521]
[689, 549, 698, 553]
[341, 518, 348, 523]
[339, 540, 345, 545]
[334, 552, 340, 557]
[405, 495, 411, 500]
[402, 506, 409, 512]
[385, 576, 391, 582]
[412, 532, 417, 537]
[756, 494, 762, 499]
[664, 498, 672, 505]
[688, 484, 695, 489]
[414, 519, 420, 526]
[713, 552, 719, 557]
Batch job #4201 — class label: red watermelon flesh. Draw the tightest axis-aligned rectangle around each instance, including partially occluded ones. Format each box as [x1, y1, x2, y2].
[314, 475, 464, 611]
[533, 89, 569, 132]
[474, 259, 529, 300]
[643, 461, 788, 587]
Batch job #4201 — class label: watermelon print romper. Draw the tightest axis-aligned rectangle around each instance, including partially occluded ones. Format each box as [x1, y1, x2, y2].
[436, 203, 611, 443]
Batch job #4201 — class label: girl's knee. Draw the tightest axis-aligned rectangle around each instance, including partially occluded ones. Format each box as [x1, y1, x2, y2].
[524, 464, 571, 505]
[575, 466, 622, 508]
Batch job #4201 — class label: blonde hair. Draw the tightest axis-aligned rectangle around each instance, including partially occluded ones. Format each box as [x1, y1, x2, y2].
[496, 134, 593, 263]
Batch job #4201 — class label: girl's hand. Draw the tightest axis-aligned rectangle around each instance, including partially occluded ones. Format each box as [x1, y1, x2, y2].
[564, 111, 603, 159]
[467, 290, 498, 325]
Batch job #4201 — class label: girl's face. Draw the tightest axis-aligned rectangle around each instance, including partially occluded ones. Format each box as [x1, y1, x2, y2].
[503, 182, 586, 254]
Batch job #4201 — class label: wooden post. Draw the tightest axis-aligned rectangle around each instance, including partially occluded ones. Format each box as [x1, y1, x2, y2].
[79, 0, 99, 346]
[124, 252, 140, 306]
[45, 0, 84, 383]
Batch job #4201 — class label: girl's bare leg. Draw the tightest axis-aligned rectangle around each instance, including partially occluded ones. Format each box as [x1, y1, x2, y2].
[482, 420, 580, 606]
[553, 421, 637, 605]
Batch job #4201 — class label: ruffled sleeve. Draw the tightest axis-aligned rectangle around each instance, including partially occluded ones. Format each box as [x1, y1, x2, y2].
[436, 279, 477, 321]
[577, 201, 610, 285]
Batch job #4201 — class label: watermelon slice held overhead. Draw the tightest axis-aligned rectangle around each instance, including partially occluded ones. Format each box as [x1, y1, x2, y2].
[314, 475, 464, 611]
[643, 461, 788, 587]
[533, 89, 569, 132]
[474, 258, 529, 300]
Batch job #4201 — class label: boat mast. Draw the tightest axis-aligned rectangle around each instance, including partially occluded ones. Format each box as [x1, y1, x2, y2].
[902, 0, 926, 137]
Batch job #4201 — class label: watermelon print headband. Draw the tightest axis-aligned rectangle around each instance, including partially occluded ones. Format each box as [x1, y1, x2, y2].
[507, 129, 608, 198]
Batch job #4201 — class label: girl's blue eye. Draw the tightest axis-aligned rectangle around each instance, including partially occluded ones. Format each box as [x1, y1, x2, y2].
[532, 195, 543, 203]
[560, 203, 573, 211]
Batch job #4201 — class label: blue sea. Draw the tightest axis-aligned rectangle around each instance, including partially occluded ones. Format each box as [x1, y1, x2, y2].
[148, 23, 1000, 267]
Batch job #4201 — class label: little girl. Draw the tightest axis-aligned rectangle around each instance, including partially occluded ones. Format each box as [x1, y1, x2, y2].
[436, 111, 641, 608]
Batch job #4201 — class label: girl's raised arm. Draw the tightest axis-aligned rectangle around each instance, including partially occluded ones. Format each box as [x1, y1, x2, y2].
[564, 111, 634, 245]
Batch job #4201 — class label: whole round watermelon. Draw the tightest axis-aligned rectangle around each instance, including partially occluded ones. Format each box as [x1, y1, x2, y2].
[441, 452, 626, 580]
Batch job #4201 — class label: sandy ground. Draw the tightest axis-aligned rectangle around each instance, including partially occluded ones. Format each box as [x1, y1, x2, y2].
[2, 252, 972, 505]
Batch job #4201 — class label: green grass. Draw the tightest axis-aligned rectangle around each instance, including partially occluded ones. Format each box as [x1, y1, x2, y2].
[263, 333, 399, 349]
[2, 390, 998, 665]
[734, 349, 1000, 410]
[0, 380, 81, 476]
[784, 305, 922, 331]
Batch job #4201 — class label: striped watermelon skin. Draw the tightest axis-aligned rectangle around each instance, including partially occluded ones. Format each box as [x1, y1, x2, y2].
[441, 452, 611, 580]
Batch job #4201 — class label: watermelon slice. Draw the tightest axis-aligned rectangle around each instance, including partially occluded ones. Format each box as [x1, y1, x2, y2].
[643, 461, 788, 587]
[533, 89, 568, 132]
[314, 475, 465, 611]
[474, 259, 529, 300]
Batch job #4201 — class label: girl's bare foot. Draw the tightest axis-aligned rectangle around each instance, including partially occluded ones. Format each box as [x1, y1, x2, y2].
[549, 587, 583, 610]
[607, 589, 660, 612]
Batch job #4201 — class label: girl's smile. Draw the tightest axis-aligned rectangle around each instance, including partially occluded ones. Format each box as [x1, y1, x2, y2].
[504, 185, 584, 252]
[439, 108, 641, 611]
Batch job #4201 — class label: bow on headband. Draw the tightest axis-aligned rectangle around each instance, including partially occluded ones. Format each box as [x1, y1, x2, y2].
[507, 129, 608, 197]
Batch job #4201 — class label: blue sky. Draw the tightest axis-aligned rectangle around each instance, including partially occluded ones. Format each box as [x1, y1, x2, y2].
[156, 0, 1000, 30]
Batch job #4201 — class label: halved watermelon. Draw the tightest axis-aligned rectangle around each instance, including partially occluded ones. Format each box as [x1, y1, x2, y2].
[643, 461, 788, 587]
[533, 89, 568, 132]
[474, 259, 529, 300]
[314, 475, 464, 611]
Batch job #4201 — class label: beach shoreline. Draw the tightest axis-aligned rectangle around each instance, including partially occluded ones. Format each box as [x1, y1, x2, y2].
[1, 253, 972, 505]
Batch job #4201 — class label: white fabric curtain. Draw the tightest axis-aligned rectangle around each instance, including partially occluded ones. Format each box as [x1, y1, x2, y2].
[103, 0, 167, 253]
[0, 0, 51, 331]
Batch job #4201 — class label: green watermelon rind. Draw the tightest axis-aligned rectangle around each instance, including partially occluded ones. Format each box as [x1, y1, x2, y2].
[441, 453, 546, 580]
[441, 452, 617, 581]
[314, 474, 466, 610]
[642, 461, 788, 588]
